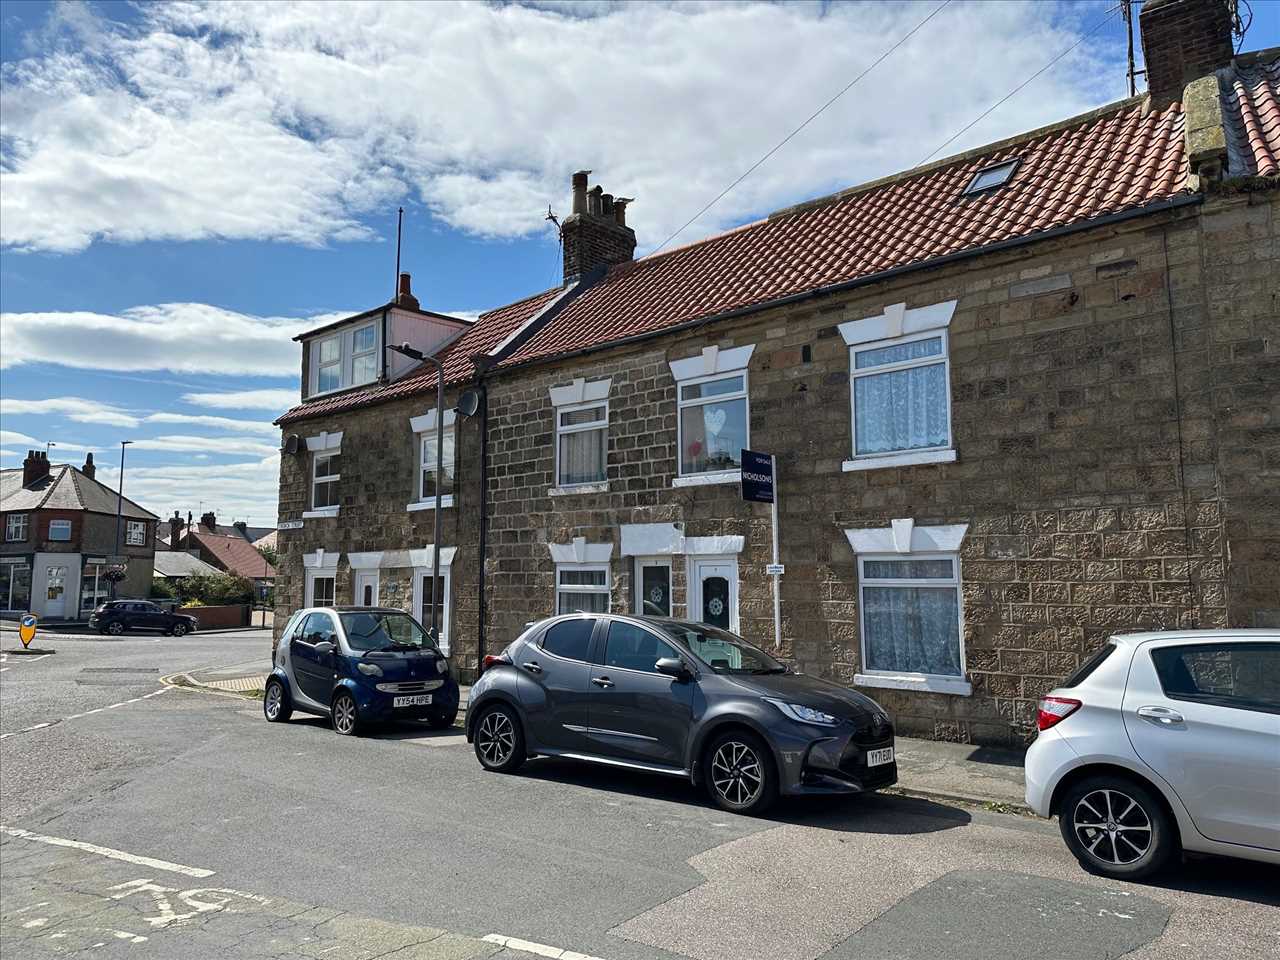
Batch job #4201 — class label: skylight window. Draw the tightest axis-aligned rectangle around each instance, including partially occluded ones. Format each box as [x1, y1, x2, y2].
[963, 160, 1018, 195]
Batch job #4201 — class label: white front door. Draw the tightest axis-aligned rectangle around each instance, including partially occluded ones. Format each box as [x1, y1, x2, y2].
[33, 554, 80, 619]
[353, 571, 379, 607]
[689, 557, 738, 632]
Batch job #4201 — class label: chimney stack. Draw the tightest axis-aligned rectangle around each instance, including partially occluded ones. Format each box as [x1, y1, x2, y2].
[561, 172, 637, 285]
[21, 450, 50, 487]
[201, 511, 217, 531]
[234, 520, 248, 538]
[1140, 0, 1235, 107]
[396, 272, 420, 310]
[81, 451, 96, 480]
[169, 511, 184, 551]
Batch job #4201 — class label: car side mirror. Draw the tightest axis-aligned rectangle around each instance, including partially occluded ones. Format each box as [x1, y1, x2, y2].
[314, 640, 336, 656]
[655, 657, 691, 680]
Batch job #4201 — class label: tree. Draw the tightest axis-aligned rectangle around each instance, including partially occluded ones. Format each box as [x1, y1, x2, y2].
[256, 544, 278, 568]
[175, 573, 253, 606]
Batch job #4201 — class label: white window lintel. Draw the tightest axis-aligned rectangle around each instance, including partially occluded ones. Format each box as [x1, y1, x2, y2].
[549, 377, 612, 407]
[668, 343, 755, 383]
[844, 521, 969, 555]
[547, 537, 614, 564]
[305, 430, 343, 452]
[839, 299, 957, 347]
[409, 408, 457, 434]
[346, 551, 383, 570]
[302, 549, 340, 571]
[408, 546, 457, 572]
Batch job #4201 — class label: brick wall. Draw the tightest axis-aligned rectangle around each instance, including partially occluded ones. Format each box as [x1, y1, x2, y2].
[1140, 0, 1235, 106]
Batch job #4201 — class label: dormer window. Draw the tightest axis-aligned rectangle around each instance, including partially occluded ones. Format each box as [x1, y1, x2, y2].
[963, 159, 1018, 195]
[308, 321, 380, 397]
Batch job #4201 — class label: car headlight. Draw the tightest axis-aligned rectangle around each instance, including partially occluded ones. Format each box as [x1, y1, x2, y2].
[357, 662, 383, 677]
[765, 699, 839, 726]
[437, 658, 449, 676]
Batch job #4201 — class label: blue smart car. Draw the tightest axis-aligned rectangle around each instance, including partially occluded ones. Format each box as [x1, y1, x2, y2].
[265, 606, 459, 735]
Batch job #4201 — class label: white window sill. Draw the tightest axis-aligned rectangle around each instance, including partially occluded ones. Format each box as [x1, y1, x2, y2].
[407, 496, 455, 511]
[854, 672, 972, 696]
[672, 470, 741, 488]
[302, 507, 340, 519]
[549, 481, 609, 496]
[842, 448, 956, 472]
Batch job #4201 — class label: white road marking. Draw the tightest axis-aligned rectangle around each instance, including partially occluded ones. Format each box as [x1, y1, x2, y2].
[0, 688, 168, 739]
[483, 933, 609, 960]
[0, 827, 215, 878]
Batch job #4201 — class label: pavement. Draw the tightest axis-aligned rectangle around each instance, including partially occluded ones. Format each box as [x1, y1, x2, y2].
[3, 631, 1276, 960]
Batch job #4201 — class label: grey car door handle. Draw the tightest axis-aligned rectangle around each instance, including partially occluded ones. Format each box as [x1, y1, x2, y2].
[522, 661, 542, 674]
[591, 676, 614, 688]
[1137, 705, 1184, 725]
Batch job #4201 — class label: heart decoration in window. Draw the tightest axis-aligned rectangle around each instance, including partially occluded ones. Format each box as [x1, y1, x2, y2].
[704, 407, 727, 436]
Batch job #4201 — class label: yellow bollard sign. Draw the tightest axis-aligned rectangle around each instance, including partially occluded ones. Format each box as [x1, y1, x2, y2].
[18, 614, 38, 648]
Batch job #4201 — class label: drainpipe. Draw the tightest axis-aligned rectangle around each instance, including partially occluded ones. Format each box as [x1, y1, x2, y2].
[475, 382, 489, 672]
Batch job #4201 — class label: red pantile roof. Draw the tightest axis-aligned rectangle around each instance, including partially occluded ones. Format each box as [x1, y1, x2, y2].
[187, 526, 277, 580]
[278, 95, 1193, 425]
[1221, 51, 1280, 177]
[499, 98, 1188, 370]
[276, 286, 560, 425]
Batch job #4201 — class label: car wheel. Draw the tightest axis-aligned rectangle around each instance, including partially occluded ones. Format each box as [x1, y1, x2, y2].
[704, 730, 777, 816]
[106, 621, 124, 636]
[263, 679, 292, 723]
[473, 703, 524, 773]
[427, 709, 458, 730]
[1060, 776, 1176, 880]
[331, 691, 361, 736]
[170, 622, 189, 637]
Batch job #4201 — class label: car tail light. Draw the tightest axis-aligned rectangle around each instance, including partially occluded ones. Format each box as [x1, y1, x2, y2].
[481, 654, 510, 674]
[1037, 696, 1082, 731]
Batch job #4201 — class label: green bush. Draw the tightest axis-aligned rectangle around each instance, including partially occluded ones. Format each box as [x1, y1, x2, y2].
[174, 573, 254, 606]
[150, 579, 177, 600]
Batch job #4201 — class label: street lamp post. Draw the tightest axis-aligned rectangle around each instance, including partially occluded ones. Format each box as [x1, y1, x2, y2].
[387, 342, 445, 642]
[112, 440, 133, 599]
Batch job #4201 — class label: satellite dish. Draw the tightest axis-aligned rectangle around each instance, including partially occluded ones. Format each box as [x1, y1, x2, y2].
[455, 388, 482, 418]
[283, 434, 301, 455]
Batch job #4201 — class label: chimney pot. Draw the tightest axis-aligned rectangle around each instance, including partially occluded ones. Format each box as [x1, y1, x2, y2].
[1139, 0, 1235, 106]
[571, 170, 591, 215]
[613, 197, 633, 227]
[397, 272, 420, 310]
[587, 185, 603, 217]
[201, 511, 217, 531]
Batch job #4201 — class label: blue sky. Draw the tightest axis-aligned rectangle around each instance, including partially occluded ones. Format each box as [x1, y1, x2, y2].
[2, 0, 1276, 524]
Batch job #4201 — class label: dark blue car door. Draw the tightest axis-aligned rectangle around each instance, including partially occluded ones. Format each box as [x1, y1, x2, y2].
[586, 620, 694, 769]
[517, 617, 598, 752]
[291, 613, 338, 705]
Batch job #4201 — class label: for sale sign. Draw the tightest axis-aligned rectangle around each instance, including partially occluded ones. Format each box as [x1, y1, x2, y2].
[740, 449, 774, 504]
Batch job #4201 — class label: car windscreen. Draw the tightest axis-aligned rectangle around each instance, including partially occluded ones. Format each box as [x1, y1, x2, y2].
[657, 622, 786, 675]
[339, 612, 438, 654]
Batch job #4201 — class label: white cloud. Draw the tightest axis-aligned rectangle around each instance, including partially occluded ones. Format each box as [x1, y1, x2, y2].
[182, 388, 301, 411]
[127, 434, 280, 458]
[144, 412, 279, 435]
[0, 303, 337, 376]
[1, 1, 1127, 254]
[0, 429, 97, 453]
[0, 396, 140, 428]
[96, 455, 282, 526]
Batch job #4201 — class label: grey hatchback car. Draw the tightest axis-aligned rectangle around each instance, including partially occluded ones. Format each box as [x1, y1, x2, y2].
[466, 614, 897, 814]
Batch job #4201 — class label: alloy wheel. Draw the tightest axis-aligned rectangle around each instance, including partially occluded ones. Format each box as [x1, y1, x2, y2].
[1072, 788, 1153, 866]
[333, 695, 357, 735]
[711, 740, 763, 808]
[172, 623, 187, 637]
[477, 711, 515, 767]
[264, 683, 282, 720]
[107, 622, 123, 635]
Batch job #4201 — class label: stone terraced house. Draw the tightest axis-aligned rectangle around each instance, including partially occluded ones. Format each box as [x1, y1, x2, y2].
[275, 0, 1278, 746]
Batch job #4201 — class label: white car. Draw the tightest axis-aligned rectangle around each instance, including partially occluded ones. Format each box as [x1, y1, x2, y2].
[1025, 629, 1279, 880]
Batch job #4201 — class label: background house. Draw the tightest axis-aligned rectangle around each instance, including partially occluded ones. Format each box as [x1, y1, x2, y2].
[166, 511, 277, 597]
[1, 451, 158, 618]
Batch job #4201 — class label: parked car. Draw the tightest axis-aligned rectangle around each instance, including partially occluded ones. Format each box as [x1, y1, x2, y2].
[90, 600, 199, 637]
[466, 614, 896, 814]
[265, 606, 460, 735]
[1025, 629, 1280, 880]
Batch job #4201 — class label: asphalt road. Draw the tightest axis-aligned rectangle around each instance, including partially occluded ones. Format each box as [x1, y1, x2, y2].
[2, 632, 1277, 960]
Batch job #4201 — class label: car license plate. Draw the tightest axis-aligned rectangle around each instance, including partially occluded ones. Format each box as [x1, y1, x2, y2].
[866, 746, 894, 767]
[393, 694, 432, 707]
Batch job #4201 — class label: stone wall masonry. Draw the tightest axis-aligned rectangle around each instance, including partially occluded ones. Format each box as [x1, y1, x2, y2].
[484, 206, 1242, 747]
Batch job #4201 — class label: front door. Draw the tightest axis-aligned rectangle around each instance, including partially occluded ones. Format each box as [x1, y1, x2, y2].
[43, 564, 68, 618]
[291, 612, 339, 705]
[1122, 639, 1280, 851]
[587, 620, 693, 768]
[691, 558, 737, 631]
[354, 571, 379, 607]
